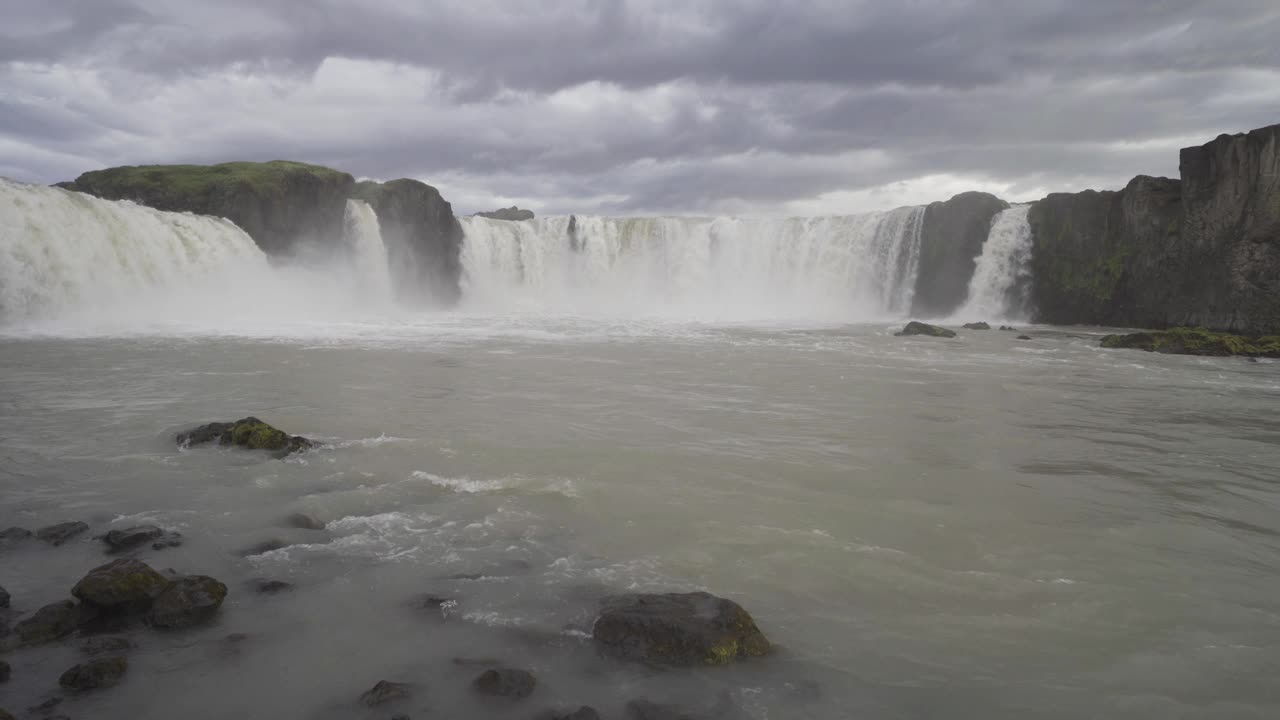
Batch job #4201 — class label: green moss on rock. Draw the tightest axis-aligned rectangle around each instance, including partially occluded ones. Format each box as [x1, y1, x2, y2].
[176, 416, 316, 457]
[895, 321, 957, 338]
[1100, 327, 1280, 357]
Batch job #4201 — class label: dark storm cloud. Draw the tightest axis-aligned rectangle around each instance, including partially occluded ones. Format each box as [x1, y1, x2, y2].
[1, 0, 1278, 214]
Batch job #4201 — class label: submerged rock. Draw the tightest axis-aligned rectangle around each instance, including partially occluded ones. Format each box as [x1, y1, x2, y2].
[474, 206, 535, 221]
[894, 322, 957, 339]
[237, 539, 289, 557]
[284, 513, 325, 530]
[1017, 335, 1033, 341]
[15, 600, 96, 645]
[472, 667, 536, 699]
[100, 525, 183, 553]
[36, 521, 89, 546]
[0, 585, 8, 608]
[176, 417, 316, 457]
[999, 325, 1018, 332]
[148, 575, 228, 629]
[537, 706, 601, 720]
[0, 527, 32, 548]
[0, 660, 9, 683]
[593, 591, 771, 666]
[59, 656, 128, 691]
[359, 680, 412, 707]
[248, 578, 295, 595]
[72, 559, 171, 611]
[1100, 327, 1280, 357]
[962, 322, 991, 330]
[80, 635, 135, 655]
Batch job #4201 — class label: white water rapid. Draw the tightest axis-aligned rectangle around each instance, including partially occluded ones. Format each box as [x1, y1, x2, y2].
[458, 207, 926, 321]
[955, 204, 1033, 322]
[344, 199, 394, 305]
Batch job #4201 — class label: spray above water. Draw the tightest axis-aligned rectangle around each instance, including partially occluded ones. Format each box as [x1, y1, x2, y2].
[956, 204, 1034, 322]
[458, 207, 927, 322]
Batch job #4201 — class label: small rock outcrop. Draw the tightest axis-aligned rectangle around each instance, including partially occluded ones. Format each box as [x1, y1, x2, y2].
[593, 591, 771, 666]
[15, 600, 95, 644]
[474, 206, 535, 221]
[912, 192, 1010, 317]
[176, 417, 315, 457]
[100, 525, 183, 553]
[1100, 328, 1280, 357]
[894, 322, 957, 339]
[72, 559, 171, 611]
[472, 667, 537, 699]
[59, 656, 128, 691]
[360, 680, 412, 707]
[36, 521, 89, 546]
[148, 575, 228, 629]
[962, 321, 991, 330]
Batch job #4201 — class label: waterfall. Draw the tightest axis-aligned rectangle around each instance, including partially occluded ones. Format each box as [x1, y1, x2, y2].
[343, 199, 393, 304]
[458, 206, 926, 320]
[956, 204, 1034, 321]
[0, 177, 268, 324]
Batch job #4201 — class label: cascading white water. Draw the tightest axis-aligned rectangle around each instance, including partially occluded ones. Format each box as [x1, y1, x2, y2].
[0, 177, 269, 323]
[956, 204, 1033, 321]
[343, 199, 393, 304]
[459, 207, 926, 321]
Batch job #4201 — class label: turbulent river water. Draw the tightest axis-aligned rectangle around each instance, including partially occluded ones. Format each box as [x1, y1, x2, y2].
[2, 180, 1279, 719]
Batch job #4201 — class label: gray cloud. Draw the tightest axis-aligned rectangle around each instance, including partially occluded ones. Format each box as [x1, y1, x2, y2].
[1, 0, 1278, 215]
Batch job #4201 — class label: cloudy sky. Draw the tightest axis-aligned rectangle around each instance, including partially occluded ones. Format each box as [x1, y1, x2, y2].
[2, 0, 1278, 216]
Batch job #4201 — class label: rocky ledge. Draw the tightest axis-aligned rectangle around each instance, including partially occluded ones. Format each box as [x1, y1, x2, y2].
[1100, 327, 1280, 357]
[176, 416, 316, 457]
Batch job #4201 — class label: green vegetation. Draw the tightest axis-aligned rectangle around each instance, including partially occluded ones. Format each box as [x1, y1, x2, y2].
[71, 161, 350, 207]
[1100, 327, 1280, 357]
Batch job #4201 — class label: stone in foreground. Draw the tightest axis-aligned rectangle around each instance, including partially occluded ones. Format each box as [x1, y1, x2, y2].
[59, 656, 128, 691]
[360, 680, 412, 707]
[894, 321, 957, 339]
[36, 521, 89, 546]
[472, 667, 536, 699]
[593, 591, 771, 666]
[72, 558, 172, 610]
[148, 575, 228, 629]
[15, 600, 96, 645]
[101, 525, 183, 553]
[962, 322, 991, 330]
[1100, 327, 1280, 358]
[176, 417, 316, 456]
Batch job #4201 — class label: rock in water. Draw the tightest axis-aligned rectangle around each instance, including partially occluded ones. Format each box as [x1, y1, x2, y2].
[537, 707, 601, 720]
[962, 321, 991, 330]
[58, 656, 128, 691]
[100, 525, 183, 553]
[284, 513, 325, 530]
[0, 709, 12, 720]
[1100, 327, 1280, 358]
[80, 636, 135, 655]
[894, 322, 957, 339]
[176, 417, 316, 457]
[1017, 335, 1033, 341]
[473, 668, 537, 699]
[248, 578, 295, 594]
[359, 680, 412, 707]
[148, 575, 228, 629]
[0, 527, 32, 548]
[0, 585, 8, 608]
[593, 592, 771, 666]
[36, 521, 89, 546]
[15, 600, 96, 644]
[72, 559, 172, 611]
[0, 660, 9, 683]
[999, 325, 1018, 332]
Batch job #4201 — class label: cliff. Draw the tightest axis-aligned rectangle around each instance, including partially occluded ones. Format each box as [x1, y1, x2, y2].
[352, 179, 464, 306]
[59, 161, 354, 256]
[911, 192, 1009, 317]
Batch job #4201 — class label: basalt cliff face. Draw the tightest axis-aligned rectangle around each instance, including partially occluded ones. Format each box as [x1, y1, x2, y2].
[351, 179, 464, 306]
[911, 192, 1009, 317]
[1028, 123, 1280, 333]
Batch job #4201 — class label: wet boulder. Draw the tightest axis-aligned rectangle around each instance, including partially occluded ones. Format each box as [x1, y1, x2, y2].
[1099, 327, 1280, 358]
[593, 592, 771, 666]
[59, 656, 127, 691]
[36, 521, 89, 546]
[0, 585, 8, 608]
[248, 578, 295, 595]
[72, 559, 172, 611]
[962, 322, 991, 330]
[176, 417, 316, 457]
[472, 667, 536, 699]
[285, 513, 326, 530]
[15, 599, 96, 645]
[100, 525, 183, 553]
[999, 325, 1018, 332]
[0, 527, 32, 548]
[148, 575, 228, 629]
[359, 680, 412, 707]
[1017, 335, 1033, 341]
[894, 322, 957, 339]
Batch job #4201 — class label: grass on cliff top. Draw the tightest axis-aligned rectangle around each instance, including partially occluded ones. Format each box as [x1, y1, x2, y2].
[1100, 327, 1280, 357]
[75, 161, 350, 200]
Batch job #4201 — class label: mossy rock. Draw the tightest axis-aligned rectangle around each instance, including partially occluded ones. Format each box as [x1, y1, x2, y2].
[592, 592, 771, 667]
[1100, 327, 1280, 358]
[72, 558, 172, 610]
[14, 599, 96, 645]
[148, 575, 228, 629]
[895, 321, 957, 338]
[962, 322, 991, 330]
[59, 656, 128, 691]
[176, 417, 316, 457]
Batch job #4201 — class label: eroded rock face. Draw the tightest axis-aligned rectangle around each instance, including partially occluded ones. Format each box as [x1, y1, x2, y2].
[1100, 328, 1280, 357]
[912, 192, 1010, 317]
[895, 321, 957, 338]
[59, 656, 128, 691]
[72, 559, 172, 611]
[593, 592, 771, 666]
[176, 417, 315, 457]
[148, 575, 228, 629]
[351, 179, 464, 306]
